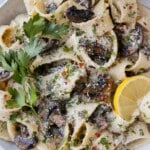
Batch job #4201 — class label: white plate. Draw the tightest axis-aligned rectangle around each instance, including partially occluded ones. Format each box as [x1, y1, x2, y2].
[0, 0, 150, 149]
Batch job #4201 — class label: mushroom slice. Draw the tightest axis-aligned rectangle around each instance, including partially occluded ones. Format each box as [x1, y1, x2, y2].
[115, 24, 143, 56]
[83, 74, 114, 102]
[66, 6, 94, 23]
[79, 35, 113, 66]
[14, 135, 38, 150]
[36, 98, 66, 137]
[72, 10, 114, 38]
[7, 114, 38, 150]
[68, 31, 118, 70]
[89, 103, 112, 130]
[0, 68, 12, 82]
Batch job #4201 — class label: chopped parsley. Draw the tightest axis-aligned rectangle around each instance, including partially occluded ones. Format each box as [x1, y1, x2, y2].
[98, 66, 106, 71]
[1, 122, 7, 129]
[63, 45, 73, 52]
[128, 11, 136, 18]
[81, 110, 89, 121]
[99, 137, 110, 150]
[63, 63, 77, 79]
[92, 25, 97, 34]
[139, 129, 144, 136]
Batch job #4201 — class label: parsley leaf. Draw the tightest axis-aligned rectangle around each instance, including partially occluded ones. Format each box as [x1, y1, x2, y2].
[24, 38, 46, 57]
[23, 14, 69, 39]
[0, 37, 46, 83]
[26, 82, 38, 106]
[43, 22, 69, 39]
[99, 137, 110, 150]
[0, 48, 31, 83]
[63, 45, 73, 52]
[6, 81, 38, 109]
[7, 86, 26, 108]
[23, 14, 46, 38]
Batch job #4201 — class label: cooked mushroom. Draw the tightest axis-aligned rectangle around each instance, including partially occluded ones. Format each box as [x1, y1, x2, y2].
[0, 68, 11, 82]
[115, 24, 143, 56]
[14, 136, 38, 150]
[43, 39, 60, 52]
[89, 104, 112, 130]
[83, 74, 114, 101]
[37, 98, 66, 137]
[79, 37, 113, 65]
[66, 6, 94, 23]
[34, 59, 70, 76]
[71, 76, 87, 95]
[14, 123, 38, 150]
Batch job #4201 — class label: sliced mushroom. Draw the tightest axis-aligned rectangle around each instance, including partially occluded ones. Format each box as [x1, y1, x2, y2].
[42, 39, 61, 53]
[83, 74, 114, 101]
[115, 24, 143, 56]
[89, 103, 112, 130]
[34, 59, 70, 76]
[14, 135, 38, 150]
[14, 123, 38, 150]
[71, 76, 87, 95]
[79, 36, 113, 66]
[66, 6, 94, 23]
[36, 98, 66, 138]
[0, 68, 12, 82]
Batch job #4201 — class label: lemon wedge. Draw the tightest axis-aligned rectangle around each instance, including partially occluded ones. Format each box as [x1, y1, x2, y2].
[113, 76, 150, 121]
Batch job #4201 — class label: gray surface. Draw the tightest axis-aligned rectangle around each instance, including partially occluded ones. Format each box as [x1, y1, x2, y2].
[0, 0, 26, 25]
[140, 0, 150, 8]
[0, 0, 150, 150]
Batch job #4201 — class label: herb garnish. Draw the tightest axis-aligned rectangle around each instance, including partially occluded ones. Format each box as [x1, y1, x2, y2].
[63, 45, 73, 52]
[128, 11, 136, 18]
[24, 14, 69, 39]
[0, 39, 42, 115]
[6, 79, 37, 111]
[99, 137, 110, 150]
[92, 25, 97, 34]
[0, 47, 31, 83]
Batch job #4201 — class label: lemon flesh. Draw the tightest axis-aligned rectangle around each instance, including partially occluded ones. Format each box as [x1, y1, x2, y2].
[113, 76, 150, 121]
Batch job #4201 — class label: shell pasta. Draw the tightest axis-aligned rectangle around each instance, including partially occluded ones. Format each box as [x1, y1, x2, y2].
[0, 0, 150, 150]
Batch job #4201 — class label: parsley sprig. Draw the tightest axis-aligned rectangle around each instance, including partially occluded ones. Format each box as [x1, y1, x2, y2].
[0, 38, 45, 83]
[6, 79, 37, 110]
[23, 14, 69, 39]
[0, 47, 30, 83]
[0, 39, 43, 112]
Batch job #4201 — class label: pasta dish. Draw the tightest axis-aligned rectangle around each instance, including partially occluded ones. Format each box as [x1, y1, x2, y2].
[0, 0, 150, 149]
